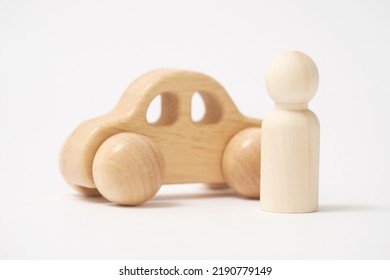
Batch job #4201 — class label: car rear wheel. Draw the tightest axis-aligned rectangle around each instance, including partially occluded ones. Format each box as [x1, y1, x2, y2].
[222, 127, 261, 199]
[92, 133, 165, 205]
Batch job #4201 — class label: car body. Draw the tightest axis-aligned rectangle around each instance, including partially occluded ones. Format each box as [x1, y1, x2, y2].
[60, 69, 261, 194]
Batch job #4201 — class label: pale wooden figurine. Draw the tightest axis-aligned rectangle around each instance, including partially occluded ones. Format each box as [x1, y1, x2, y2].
[260, 51, 320, 213]
[60, 69, 261, 205]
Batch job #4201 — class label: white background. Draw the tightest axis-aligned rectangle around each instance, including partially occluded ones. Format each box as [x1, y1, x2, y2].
[1, 0, 390, 259]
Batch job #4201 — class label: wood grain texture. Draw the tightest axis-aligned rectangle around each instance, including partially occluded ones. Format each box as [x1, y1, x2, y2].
[223, 127, 261, 198]
[59, 69, 261, 203]
[261, 51, 320, 213]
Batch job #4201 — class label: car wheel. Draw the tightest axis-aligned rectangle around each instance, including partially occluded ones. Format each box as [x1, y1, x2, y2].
[92, 133, 165, 205]
[222, 127, 261, 199]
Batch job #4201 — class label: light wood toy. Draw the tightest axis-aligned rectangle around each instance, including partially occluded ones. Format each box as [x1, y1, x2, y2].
[260, 51, 320, 213]
[60, 69, 261, 205]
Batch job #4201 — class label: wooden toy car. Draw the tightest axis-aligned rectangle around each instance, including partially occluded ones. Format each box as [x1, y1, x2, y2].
[60, 69, 261, 205]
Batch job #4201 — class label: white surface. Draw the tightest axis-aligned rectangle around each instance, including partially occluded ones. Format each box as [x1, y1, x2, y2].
[1, 0, 390, 259]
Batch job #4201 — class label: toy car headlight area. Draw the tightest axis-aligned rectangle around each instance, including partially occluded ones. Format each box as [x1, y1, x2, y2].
[59, 69, 261, 205]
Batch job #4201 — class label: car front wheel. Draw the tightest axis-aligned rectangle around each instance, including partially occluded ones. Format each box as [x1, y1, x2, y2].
[92, 132, 165, 205]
